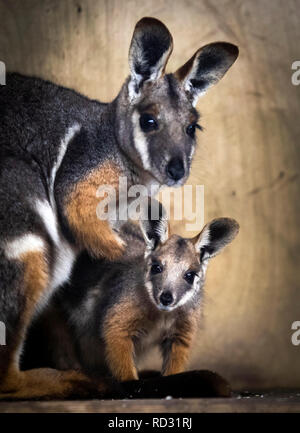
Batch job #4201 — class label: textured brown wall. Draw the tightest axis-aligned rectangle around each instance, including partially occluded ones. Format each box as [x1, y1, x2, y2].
[0, 0, 299, 390]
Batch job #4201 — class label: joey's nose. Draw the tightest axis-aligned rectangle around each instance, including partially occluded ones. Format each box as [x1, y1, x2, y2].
[166, 157, 185, 182]
[160, 291, 173, 306]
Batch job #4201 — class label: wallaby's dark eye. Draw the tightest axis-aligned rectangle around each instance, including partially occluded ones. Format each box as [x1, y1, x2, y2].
[186, 123, 202, 138]
[184, 271, 197, 285]
[140, 113, 158, 132]
[151, 263, 163, 274]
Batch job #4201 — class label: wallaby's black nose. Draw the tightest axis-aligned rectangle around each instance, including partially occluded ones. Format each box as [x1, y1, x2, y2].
[166, 157, 185, 182]
[160, 291, 173, 306]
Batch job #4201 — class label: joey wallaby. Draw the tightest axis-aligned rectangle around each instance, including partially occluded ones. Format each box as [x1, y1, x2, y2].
[0, 17, 238, 399]
[23, 202, 239, 383]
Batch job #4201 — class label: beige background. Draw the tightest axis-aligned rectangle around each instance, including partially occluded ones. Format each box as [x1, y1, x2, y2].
[0, 0, 299, 390]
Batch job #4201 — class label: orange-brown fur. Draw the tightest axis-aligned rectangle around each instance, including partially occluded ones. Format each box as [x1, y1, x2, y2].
[22, 251, 49, 315]
[65, 161, 125, 260]
[162, 317, 198, 376]
[3, 251, 49, 377]
[103, 298, 143, 381]
[1, 367, 110, 400]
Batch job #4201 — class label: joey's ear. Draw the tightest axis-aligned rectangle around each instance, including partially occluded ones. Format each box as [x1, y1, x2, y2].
[193, 218, 239, 262]
[175, 42, 239, 105]
[139, 198, 169, 250]
[128, 17, 173, 99]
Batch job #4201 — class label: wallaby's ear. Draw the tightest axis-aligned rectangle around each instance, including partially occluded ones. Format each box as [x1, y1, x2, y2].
[193, 218, 239, 262]
[139, 198, 169, 251]
[175, 42, 239, 105]
[128, 17, 173, 99]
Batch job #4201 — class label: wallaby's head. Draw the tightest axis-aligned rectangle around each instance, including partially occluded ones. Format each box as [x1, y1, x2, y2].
[139, 201, 239, 312]
[116, 17, 238, 188]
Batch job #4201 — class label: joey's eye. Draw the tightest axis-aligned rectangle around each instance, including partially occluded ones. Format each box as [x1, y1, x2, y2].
[184, 271, 197, 285]
[186, 123, 202, 138]
[140, 113, 158, 132]
[151, 263, 163, 274]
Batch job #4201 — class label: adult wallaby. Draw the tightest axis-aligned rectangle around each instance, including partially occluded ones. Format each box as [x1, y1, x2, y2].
[22, 201, 239, 383]
[0, 17, 238, 399]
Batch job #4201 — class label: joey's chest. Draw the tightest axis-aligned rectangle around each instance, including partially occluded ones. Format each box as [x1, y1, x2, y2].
[135, 315, 176, 354]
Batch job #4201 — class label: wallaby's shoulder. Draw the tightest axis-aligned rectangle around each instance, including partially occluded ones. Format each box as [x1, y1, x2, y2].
[0, 72, 108, 164]
[0, 72, 106, 137]
[2, 72, 105, 111]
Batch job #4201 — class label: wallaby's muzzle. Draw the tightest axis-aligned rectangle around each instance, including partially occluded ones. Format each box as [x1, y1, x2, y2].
[166, 157, 185, 183]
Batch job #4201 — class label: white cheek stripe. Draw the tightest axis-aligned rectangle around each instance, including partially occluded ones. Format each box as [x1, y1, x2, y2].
[132, 111, 151, 171]
[176, 276, 200, 308]
[5, 234, 45, 260]
[145, 281, 157, 306]
[189, 144, 196, 161]
[176, 289, 196, 308]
